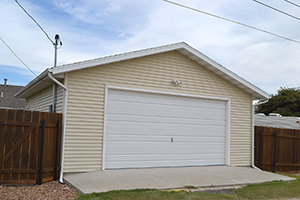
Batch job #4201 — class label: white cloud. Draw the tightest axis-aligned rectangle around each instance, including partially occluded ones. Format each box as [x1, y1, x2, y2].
[1, 0, 300, 93]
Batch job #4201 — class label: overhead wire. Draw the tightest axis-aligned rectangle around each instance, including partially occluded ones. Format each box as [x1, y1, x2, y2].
[284, 0, 300, 8]
[0, 36, 54, 83]
[253, 0, 300, 21]
[8, 0, 62, 82]
[0, 37, 37, 77]
[163, 0, 300, 44]
[15, 0, 54, 45]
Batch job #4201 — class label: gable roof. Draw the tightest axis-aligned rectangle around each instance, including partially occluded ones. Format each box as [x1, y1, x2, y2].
[16, 42, 269, 100]
[0, 84, 26, 109]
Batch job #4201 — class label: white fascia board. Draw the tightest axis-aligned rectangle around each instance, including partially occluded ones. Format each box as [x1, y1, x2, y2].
[15, 68, 50, 98]
[15, 68, 65, 98]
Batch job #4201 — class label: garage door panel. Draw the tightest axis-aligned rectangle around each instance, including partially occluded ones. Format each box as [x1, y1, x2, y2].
[106, 143, 225, 155]
[107, 123, 225, 137]
[105, 89, 227, 169]
[108, 90, 226, 109]
[105, 159, 224, 169]
[107, 101, 226, 120]
[106, 122, 225, 137]
[106, 154, 225, 162]
[106, 135, 225, 143]
[107, 116, 226, 126]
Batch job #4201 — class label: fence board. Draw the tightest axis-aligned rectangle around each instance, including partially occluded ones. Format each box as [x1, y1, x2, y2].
[0, 109, 62, 185]
[255, 126, 300, 172]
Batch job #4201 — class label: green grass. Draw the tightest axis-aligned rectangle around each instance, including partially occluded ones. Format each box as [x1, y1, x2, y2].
[76, 174, 300, 200]
[235, 174, 300, 200]
[76, 189, 234, 200]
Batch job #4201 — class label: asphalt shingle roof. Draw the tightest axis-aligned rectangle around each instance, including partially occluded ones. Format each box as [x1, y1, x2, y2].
[0, 84, 26, 109]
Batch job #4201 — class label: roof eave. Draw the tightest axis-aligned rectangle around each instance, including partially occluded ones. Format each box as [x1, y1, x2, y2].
[15, 69, 50, 98]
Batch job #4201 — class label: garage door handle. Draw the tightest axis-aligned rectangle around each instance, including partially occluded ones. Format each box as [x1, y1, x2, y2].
[171, 137, 173, 142]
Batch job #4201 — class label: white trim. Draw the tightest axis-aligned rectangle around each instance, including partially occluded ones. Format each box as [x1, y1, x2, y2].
[102, 85, 109, 170]
[225, 99, 231, 165]
[103, 85, 231, 169]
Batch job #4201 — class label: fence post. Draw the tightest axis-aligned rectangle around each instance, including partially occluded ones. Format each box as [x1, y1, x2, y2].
[258, 129, 263, 169]
[54, 120, 60, 181]
[273, 130, 278, 173]
[39, 119, 46, 185]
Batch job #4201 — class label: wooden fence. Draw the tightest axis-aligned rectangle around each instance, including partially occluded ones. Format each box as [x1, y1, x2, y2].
[255, 126, 300, 172]
[0, 109, 62, 185]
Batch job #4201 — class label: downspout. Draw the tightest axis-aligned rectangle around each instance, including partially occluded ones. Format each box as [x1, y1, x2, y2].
[52, 83, 56, 112]
[48, 71, 68, 183]
[252, 98, 269, 170]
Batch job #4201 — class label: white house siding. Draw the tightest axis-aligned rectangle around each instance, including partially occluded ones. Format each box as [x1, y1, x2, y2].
[26, 84, 64, 113]
[64, 50, 252, 173]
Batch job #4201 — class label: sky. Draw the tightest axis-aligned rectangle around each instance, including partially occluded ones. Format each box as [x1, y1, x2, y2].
[1, 0, 300, 95]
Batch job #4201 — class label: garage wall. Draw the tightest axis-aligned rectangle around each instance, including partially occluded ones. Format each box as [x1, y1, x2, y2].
[64, 50, 252, 173]
[26, 85, 64, 113]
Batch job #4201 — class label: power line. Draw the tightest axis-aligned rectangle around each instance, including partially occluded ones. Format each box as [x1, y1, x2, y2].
[163, 0, 300, 44]
[253, 0, 300, 21]
[15, 0, 54, 45]
[0, 37, 37, 77]
[284, 0, 300, 8]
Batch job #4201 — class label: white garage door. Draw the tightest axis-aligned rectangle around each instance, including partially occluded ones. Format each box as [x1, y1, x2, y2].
[104, 88, 228, 169]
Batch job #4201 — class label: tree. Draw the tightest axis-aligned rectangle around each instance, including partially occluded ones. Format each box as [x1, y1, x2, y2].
[256, 87, 300, 117]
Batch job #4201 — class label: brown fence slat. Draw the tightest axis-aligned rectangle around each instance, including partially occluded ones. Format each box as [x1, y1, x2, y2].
[255, 126, 300, 172]
[0, 169, 38, 173]
[0, 124, 38, 166]
[0, 108, 62, 185]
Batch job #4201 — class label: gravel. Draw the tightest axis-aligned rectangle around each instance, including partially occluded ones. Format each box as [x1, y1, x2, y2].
[0, 181, 80, 200]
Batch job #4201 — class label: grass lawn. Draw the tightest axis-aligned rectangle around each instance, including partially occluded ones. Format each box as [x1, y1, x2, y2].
[76, 174, 300, 200]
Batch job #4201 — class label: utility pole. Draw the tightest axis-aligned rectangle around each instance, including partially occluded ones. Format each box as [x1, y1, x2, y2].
[52, 34, 62, 113]
[54, 34, 62, 68]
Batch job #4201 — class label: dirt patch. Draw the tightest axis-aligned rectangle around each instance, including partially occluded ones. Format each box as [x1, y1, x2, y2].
[0, 181, 80, 200]
[168, 184, 246, 195]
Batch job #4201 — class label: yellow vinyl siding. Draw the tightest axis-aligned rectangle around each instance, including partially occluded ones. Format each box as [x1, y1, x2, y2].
[26, 84, 64, 113]
[64, 50, 252, 172]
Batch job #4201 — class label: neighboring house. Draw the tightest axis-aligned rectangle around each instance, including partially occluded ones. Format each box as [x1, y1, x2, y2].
[255, 115, 300, 129]
[0, 79, 26, 109]
[15, 42, 270, 176]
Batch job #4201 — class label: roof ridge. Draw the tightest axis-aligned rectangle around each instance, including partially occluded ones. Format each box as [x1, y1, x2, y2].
[52, 42, 187, 70]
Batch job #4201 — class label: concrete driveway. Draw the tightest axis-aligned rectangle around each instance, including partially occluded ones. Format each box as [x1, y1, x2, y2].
[64, 166, 294, 194]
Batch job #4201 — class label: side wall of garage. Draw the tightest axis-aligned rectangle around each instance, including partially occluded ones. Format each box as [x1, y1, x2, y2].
[64, 50, 252, 173]
[26, 85, 64, 113]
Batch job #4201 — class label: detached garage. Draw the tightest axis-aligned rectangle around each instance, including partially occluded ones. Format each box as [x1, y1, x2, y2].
[16, 42, 269, 178]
